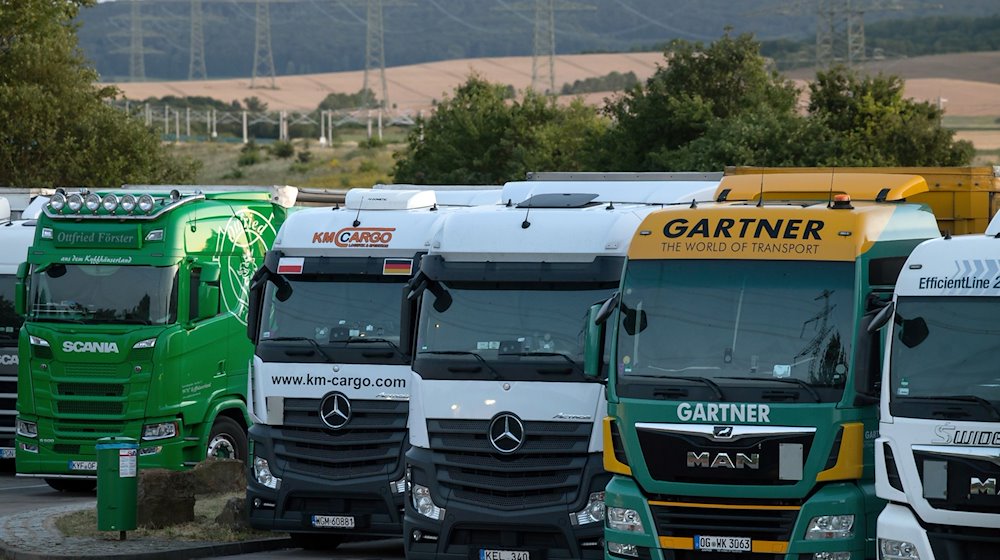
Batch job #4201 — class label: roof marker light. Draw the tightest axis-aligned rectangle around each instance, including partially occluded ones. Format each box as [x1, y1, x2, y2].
[120, 194, 137, 213]
[84, 193, 101, 212]
[66, 193, 84, 212]
[138, 194, 155, 213]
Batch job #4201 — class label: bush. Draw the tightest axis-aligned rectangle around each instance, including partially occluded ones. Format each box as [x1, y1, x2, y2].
[269, 140, 295, 159]
[296, 150, 313, 164]
[238, 140, 261, 166]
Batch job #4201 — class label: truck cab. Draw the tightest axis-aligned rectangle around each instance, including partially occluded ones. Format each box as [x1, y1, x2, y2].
[403, 174, 721, 560]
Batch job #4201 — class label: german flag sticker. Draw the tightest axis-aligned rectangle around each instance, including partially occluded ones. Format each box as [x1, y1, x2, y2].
[383, 258, 413, 276]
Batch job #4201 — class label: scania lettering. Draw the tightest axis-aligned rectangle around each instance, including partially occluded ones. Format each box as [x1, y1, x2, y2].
[404, 173, 721, 560]
[873, 170, 1000, 560]
[15, 186, 293, 492]
[587, 167, 999, 560]
[0, 196, 38, 460]
[244, 187, 498, 550]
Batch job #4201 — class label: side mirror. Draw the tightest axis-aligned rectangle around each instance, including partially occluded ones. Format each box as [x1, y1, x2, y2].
[594, 292, 619, 326]
[427, 281, 452, 313]
[246, 266, 267, 342]
[867, 301, 894, 333]
[14, 262, 27, 317]
[200, 261, 221, 283]
[899, 317, 929, 348]
[854, 308, 883, 405]
[584, 303, 605, 377]
[399, 283, 417, 358]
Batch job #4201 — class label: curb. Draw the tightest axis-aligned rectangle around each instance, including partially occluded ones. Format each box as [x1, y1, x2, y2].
[0, 537, 293, 560]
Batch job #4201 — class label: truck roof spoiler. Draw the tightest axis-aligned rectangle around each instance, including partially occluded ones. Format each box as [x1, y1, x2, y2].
[526, 171, 724, 182]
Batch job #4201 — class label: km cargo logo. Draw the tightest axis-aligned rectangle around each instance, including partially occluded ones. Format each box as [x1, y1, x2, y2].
[62, 341, 119, 354]
[312, 227, 395, 248]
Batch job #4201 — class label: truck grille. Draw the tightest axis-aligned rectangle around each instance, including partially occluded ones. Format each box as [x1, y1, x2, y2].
[650, 500, 799, 543]
[927, 524, 1000, 560]
[0, 373, 16, 448]
[57, 383, 124, 397]
[427, 418, 591, 509]
[273, 398, 407, 480]
[56, 401, 124, 415]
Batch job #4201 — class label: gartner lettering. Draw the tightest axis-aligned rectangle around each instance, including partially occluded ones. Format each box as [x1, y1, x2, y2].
[934, 423, 1000, 446]
[62, 341, 120, 354]
[676, 402, 771, 423]
[663, 218, 824, 240]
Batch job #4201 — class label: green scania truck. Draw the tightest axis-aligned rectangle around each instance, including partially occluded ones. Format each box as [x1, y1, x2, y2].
[586, 168, 999, 560]
[13, 186, 295, 491]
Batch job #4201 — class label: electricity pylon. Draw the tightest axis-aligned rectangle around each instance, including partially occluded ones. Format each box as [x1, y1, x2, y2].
[363, 0, 388, 108]
[251, 0, 276, 88]
[496, 0, 593, 95]
[189, 0, 207, 80]
[129, 0, 146, 81]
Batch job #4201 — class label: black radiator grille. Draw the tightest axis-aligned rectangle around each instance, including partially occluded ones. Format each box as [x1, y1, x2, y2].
[427, 418, 591, 509]
[650, 501, 798, 543]
[273, 398, 407, 480]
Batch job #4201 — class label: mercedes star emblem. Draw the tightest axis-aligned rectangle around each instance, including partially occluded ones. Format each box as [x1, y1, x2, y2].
[489, 412, 525, 454]
[319, 392, 352, 430]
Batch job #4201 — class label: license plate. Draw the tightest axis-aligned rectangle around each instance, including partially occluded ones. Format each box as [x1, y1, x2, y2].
[0, 448, 14, 459]
[480, 550, 530, 560]
[694, 535, 752, 552]
[68, 460, 97, 471]
[310, 515, 355, 529]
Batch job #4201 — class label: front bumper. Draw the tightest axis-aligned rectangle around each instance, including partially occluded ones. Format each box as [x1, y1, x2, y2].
[603, 476, 871, 560]
[246, 424, 406, 538]
[404, 446, 608, 560]
[878, 502, 1000, 560]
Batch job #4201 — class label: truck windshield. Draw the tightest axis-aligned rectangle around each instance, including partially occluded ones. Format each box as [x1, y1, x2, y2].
[416, 281, 616, 381]
[889, 296, 1000, 422]
[257, 275, 406, 362]
[27, 264, 178, 325]
[0, 275, 20, 343]
[616, 260, 854, 398]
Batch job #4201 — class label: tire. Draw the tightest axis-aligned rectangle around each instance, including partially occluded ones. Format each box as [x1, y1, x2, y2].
[289, 532, 343, 550]
[45, 478, 96, 492]
[206, 416, 248, 461]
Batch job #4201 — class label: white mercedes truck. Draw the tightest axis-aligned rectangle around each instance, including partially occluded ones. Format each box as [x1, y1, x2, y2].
[403, 174, 721, 560]
[875, 174, 1000, 560]
[0, 196, 42, 459]
[244, 187, 497, 549]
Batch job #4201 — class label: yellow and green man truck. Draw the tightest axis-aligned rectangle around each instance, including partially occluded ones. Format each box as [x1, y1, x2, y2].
[14, 186, 295, 492]
[585, 168, 1000, 560]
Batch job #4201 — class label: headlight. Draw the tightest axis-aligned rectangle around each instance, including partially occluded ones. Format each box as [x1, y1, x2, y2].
[253, 456, 281, 490]
[66, 193, 83, 212]
[102, 194, 119, 212]
[805, 514, 854, 540]
[411, 483, 446, 520]
[28, 335, 50, 347]
[16, 419, 37, 438]
[141, 421, 177, 441]
[608, 542, 639, 558]
[812, 553, 851, 560]
[49, 193, 66, 211]
[570, 491, 606, 525]
[120, 194, 137, 212]
[84, 193, 101, 212]
[133, 338, 157, 349]
[137, 194, 155, 213]
[607, 506, 644, 533]
[879, 539, 920, 560]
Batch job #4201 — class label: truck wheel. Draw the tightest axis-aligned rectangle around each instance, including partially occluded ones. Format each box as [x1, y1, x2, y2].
[206, 416, 247, 461]
[45, 478, 96, 492]
[289, 533, 342, 550]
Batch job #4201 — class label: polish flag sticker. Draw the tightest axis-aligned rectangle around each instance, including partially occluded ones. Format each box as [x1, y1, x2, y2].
[277, 257, 304, 274]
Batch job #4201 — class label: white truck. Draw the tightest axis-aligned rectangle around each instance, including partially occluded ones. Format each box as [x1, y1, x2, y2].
[403, 174, 721, 560]
[0, 196, 43, 459]
[243, 187, 497, 549]
[875, 193, 1000, 560]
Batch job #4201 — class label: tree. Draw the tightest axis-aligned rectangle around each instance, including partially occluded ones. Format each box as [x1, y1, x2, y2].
[0, 0, 198, 188]
[392, 75, 604, 185]
[807, 67, 974, 166]
[587, 32, 801, 171]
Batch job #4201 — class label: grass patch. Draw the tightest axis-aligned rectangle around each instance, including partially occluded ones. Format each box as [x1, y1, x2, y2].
[55, 492, 271, 542]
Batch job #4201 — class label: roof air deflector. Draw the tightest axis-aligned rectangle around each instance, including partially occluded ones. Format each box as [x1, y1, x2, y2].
[515, 193, 599, 209]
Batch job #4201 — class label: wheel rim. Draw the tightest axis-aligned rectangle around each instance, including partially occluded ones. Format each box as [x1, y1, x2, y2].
[207, 434, 237, 459]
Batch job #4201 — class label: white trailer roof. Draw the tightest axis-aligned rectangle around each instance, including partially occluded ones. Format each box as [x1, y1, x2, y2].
[500, 179, 719, 205]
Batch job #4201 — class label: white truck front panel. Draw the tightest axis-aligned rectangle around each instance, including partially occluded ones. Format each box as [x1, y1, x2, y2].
[408, 375, 606, 452]
[877, 503, 935, 560]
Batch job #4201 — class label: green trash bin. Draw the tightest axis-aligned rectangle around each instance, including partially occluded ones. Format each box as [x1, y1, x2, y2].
[96, 436, 138, 536]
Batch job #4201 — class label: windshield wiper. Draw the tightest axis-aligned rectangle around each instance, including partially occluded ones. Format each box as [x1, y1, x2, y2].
[262, 336, 334, 362]
[726, 376, 822, 403]
[499, 351, 581, 374]
[625, 373, 724, 401]
[29, 316, 85, 324]
[345, 336, 405, 358]
[418, 350, 500, 379]
[898, 395, 1000, 420]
